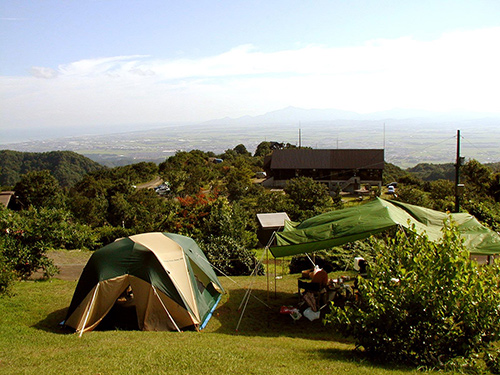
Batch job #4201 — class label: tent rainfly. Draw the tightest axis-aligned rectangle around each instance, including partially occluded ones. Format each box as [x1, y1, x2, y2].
[64, 232, 224, 335]
[270, 198, 500, 258]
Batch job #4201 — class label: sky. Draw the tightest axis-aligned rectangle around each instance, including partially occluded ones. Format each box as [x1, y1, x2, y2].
[1, 0, 500, 140]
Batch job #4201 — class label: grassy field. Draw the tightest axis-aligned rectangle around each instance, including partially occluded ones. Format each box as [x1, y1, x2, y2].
[0, 264, 463, 375]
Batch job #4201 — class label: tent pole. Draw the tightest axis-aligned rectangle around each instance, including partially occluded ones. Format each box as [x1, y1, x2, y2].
[79, 283, 100, 337]
[152, 285, 181, 332]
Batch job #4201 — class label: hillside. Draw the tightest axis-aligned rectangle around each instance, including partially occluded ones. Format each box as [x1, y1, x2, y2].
[487, 162, 500, 173]
[0, 150, 104, 187]
[406, 163, 455, 181]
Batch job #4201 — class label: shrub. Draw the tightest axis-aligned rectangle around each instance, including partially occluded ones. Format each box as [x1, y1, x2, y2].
[200, 199, 257, 250]
[14, 207, 99, 250]
[200, 235, 263, 276]
[325, 221, 500, 368]
[0, 227, 58, 279]
[284, 176, 337, 221]
[463, 199, 500, 232]
[0, 206, 98, 279]
[94, 225, 133, 249]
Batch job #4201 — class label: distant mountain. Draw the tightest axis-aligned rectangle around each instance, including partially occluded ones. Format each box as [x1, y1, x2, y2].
[2, 107, 499, 169]
[202, 106, 500, 125]
[0, 150, 104, 187]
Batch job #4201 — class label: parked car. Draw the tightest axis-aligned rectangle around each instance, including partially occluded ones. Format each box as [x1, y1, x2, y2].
[154, 183, 171, 196]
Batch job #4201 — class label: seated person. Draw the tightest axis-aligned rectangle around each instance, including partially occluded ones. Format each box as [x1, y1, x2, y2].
[298, 267, 329, 312]
[310, 267, 328, 287]
[298, 267, 328, 293]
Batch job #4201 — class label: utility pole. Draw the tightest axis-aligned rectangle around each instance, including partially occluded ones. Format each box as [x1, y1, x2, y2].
[383, 122, 386, 150]
[455, 129, 464, 212]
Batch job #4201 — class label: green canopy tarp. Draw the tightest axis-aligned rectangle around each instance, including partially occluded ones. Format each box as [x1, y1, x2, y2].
[270, 198, 500, 257]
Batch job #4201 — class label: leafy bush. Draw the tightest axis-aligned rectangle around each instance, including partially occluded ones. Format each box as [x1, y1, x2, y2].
[0, 206, 98, 279]
[94, 225, 133, 249]
[200, 235, 263, 276]
[284, 176, 339, 221]
[0, 232, 58, 279]
[463, 199, 500, 232]
[200, 199, 258, 250]
[394, 185, 433, 208]
[325, 221, 500, 368]
[15, 207, 99, 250]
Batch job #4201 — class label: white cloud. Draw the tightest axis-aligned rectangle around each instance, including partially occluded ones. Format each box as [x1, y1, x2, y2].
[2, 27, 500, 130]
[30, 66, 59, 79]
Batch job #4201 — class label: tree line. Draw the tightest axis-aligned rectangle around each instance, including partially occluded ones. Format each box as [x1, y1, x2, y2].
[1, 143, 499, 287]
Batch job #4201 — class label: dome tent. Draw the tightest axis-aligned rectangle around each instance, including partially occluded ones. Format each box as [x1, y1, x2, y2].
[64, 232, 224, 335]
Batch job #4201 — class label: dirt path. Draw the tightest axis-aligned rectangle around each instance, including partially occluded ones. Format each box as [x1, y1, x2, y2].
[135, 176, 163, 190]
[30, 250, 91, 281]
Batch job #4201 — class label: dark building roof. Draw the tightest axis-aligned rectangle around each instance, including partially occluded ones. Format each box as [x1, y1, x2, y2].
[268, 149, 384, 170]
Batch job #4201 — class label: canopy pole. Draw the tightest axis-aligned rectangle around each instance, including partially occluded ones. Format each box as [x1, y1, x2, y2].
[455, 129, 462, 213]
[79, 283, 100, 337]
[306, 253, 316, 267]
[266, 245, 269, 300]
[274, 257, 277, 298]
[264, 231, 278, 301]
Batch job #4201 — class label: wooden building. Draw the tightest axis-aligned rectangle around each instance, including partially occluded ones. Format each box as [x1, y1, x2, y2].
[263, 149, 384, 193]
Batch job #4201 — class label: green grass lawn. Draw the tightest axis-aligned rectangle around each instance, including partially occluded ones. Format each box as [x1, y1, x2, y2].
[0, 273, 457, 375]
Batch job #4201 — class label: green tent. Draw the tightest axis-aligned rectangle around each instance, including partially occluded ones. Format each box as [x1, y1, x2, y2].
[270, 198, 500, 257]
[64, 232, 224, 334]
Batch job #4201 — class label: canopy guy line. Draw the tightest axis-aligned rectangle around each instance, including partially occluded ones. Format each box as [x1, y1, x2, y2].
[235, 230, 278, 331]
[189, 239, 271, 308]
